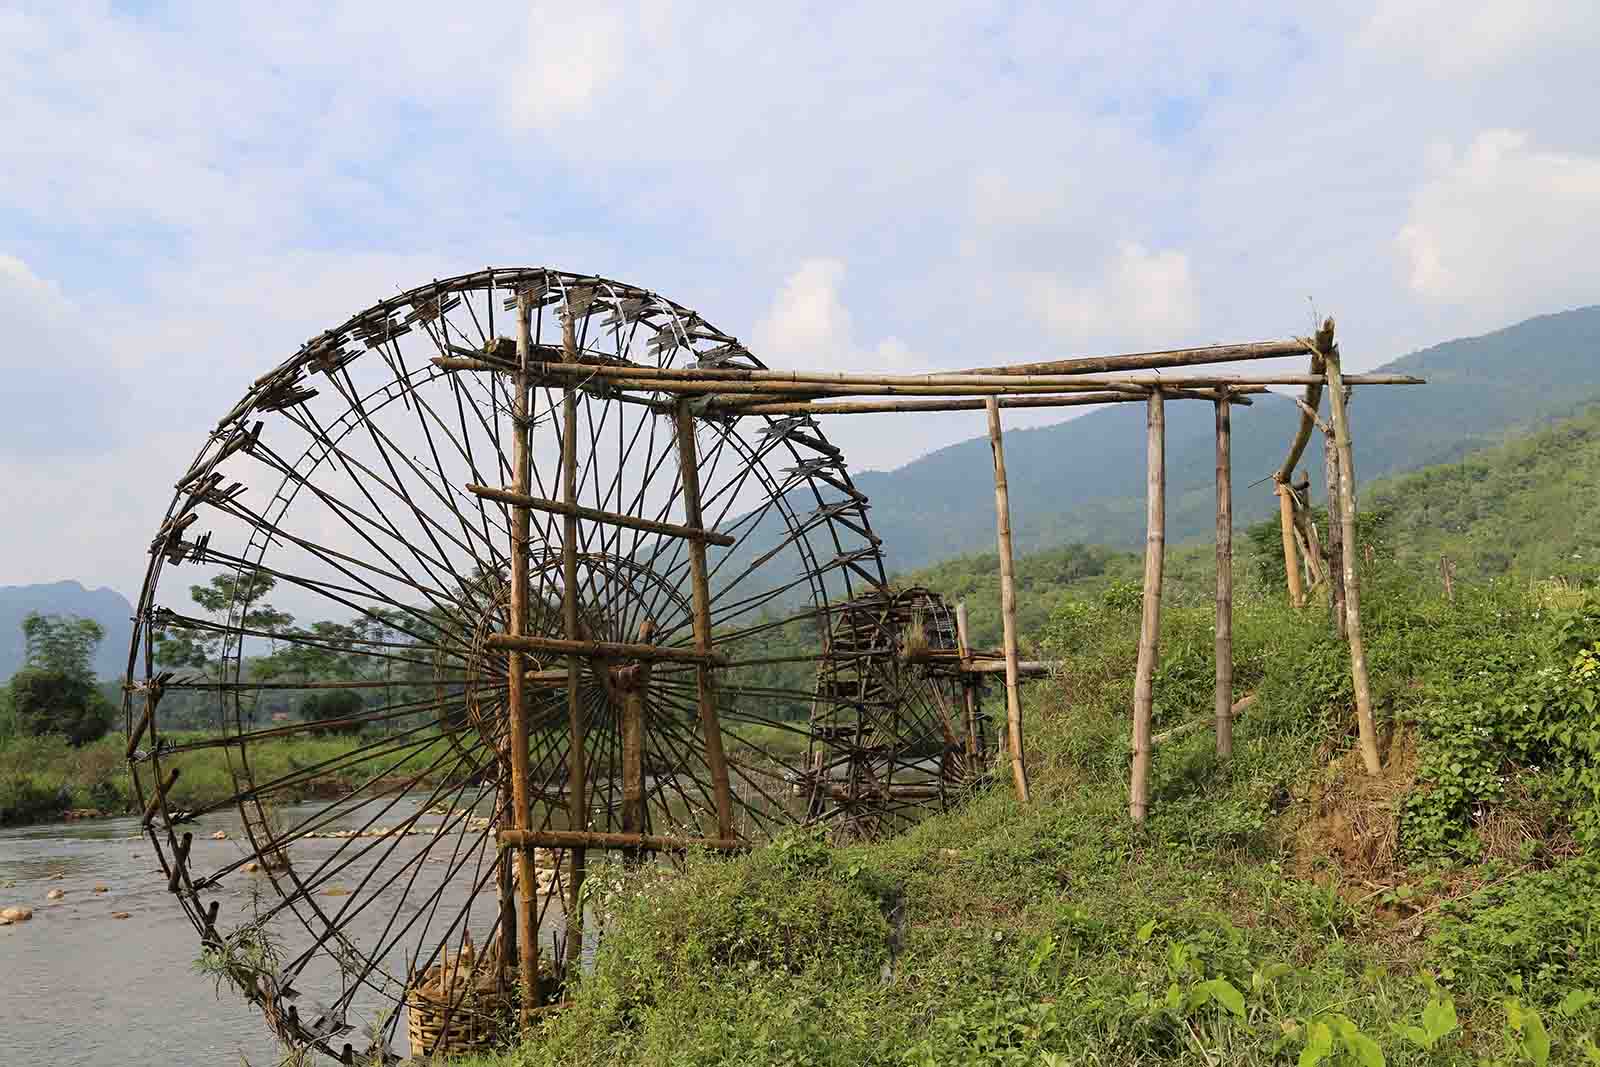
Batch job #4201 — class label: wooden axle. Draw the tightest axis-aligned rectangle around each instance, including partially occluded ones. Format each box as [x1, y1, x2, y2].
[466, 483, 735, 547]
[497, 828, 744, 853]
[486, 632, 727, 666]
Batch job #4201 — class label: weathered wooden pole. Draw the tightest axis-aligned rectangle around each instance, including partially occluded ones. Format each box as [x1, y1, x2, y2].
[1275, 478, 1303, 608]
[1324, 337, 1383, 777]
[1130, 390, 1166, 823]
[984, 398, 1030, 803]
[674, 402, 736, 838]
[1323, 430, 1347, 638]
[507, 293, 539, 1020]
[1214, 393, 1234, 760]
[559, 302, 588, 973]
[954, 601, 981, 771]
[620, 619, 653, 866]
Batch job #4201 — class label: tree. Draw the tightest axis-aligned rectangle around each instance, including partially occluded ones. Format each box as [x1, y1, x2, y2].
[300, 690, 366, 736]
[9, 612, 112, 745]
[153, 569, 292, 729]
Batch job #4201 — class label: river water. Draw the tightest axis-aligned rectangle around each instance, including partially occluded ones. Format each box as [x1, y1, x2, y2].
[2, 812, 285, 1065]
[2, 799, 566, 1065]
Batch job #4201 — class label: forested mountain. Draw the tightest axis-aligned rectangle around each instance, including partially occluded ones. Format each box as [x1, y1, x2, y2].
[0, 580, 134, 681]
[848, 305, 1600, 572]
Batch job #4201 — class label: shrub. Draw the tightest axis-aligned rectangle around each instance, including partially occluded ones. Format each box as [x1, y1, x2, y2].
[8, 667, 114, 746]
[299, 690, 366, 735]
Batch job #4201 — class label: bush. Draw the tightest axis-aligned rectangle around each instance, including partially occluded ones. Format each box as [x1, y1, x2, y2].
[8, 667, 114, 746]
[299, 690, 366, 735]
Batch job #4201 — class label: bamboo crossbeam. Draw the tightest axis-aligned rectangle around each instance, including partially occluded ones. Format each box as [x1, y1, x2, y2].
[465, 483, 735, 546]
[959, 338, 1312, 376]
[497, 828, 745, 853]
[706, 388, 1262, 416]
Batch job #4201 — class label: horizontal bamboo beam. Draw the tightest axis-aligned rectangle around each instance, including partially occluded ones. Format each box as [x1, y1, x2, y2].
[708, 388, 1262, 416]
[485, 632, 728, 666]
[466, 483, 735, 547]
[959, 339, 1313, 376]
[497, 828, 745, 853]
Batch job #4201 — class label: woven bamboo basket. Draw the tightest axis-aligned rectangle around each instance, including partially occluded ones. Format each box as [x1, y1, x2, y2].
[406, 937, 513, 1059]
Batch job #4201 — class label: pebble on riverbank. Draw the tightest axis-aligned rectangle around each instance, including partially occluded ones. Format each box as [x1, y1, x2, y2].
[210, 830, 229, 840]
[111, 912, 130, 920]
[93, 885, 108, 894]
[46, 889, 66, 901]
[2, 906, 34, 922]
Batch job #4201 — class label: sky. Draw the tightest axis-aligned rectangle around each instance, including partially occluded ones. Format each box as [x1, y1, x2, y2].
[3, 0, 1599, 599]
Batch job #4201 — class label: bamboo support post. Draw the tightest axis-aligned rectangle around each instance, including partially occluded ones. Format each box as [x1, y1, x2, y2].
[507, 293, 539, 1022]
[620, 620, 653, 864]
[954, 602, 981, 769]
[1324, 430, 1347, 638]
[559, 304, 587, 974]
[1324, 332, 1383, 777]
[675, 401, 736, 839]
[1130, 391, 1166, 823]
[1275, 478, 1304, 608]
[1214, 394, 1234, 759]
[985, 398, 1030, 803]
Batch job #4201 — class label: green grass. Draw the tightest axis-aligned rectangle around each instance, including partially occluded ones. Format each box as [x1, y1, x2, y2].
[461, 552, 1600, 1066]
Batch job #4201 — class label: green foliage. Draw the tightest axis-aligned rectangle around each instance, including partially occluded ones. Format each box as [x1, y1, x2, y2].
[7, 666, 113, 745]
[300, 689, 366, 735]
[20, 611, 105, 676]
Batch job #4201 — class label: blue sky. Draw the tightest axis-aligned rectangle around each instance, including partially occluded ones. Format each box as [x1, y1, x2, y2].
[3, 1, 1598, 595]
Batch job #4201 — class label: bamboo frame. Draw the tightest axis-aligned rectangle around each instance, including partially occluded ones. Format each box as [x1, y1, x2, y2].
[465, 484, 735, 546]
[1130, 391, 1165, 824]
[559, 302, 588, 974]
[507, 293, 539, 1023]
[985, 398, 1030, 803]
[1214, 394, 1234, 759]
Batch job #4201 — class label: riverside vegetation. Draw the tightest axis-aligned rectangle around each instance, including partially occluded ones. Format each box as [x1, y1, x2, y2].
[463, 407, 1600, 1066]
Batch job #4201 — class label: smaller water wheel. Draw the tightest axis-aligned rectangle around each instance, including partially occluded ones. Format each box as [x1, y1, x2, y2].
[805, 587, 989, 835]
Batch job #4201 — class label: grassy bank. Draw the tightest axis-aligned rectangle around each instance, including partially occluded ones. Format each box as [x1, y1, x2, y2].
[0, 730, 447, 825]
[467, 561, 1600, 1066]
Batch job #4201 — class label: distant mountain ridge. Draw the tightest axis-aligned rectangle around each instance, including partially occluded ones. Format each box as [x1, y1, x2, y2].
[0, 580, 135, 681]
[851, 305, 1600, 574]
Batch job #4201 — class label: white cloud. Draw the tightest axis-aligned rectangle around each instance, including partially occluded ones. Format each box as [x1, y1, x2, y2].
[1360, 1, 1593, 75]
[1397, 130, 1600, 323]
[753, 258, 919, 374]
[1024, 242, 1197, 347]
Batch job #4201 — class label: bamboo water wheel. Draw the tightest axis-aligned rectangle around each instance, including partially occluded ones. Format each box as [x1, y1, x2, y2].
[123, 268, 987, 1062]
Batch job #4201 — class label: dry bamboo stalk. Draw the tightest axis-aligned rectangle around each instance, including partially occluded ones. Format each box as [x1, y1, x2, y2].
[1130, 391, 1166, 824]
[1324, 430, 1347, 638]
[675, 401, 736, 839]
[524, 369, 1421, 395]
[507, 294, 539, 1021]
[1154, 694, 1258, 745]
[1274, 321, 1333, 482]
[985, 398, 1029, 803]
[1214, 395, 1234, 759]
[704, 389, 1260, 416]
[1325, 343, 1383, 777]
[954, 602, 980, 768]
[559, 306, 587, 974]
[1275, 480, 1304, 607]
[466, 484, 735, 546]
[960, 338, 1311, 376]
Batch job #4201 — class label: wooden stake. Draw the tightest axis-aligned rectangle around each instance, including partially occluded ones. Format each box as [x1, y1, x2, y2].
[1276, 479, 1303, 608]
[1130, 391, 1166, 824]
[507, 294, 539, 1022]
[1214, 395, 1234, 760]
[1324, 338, 1383, 777]
[675, 401, 736, 838]
[620, 619, 653, 865]
[559, 305, 587, 975]
[984, 398, 1029, 803]
[1324, 430, 1347, 638]
[954, 601, 980, 771]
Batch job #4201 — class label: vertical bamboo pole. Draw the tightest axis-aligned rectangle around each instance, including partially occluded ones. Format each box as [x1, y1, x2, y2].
[1214, 394, 1234, 759]
[984, 398, 1030, 803]
[674, 402, 736, 838]
[558, 306, 587, 972]
[1323, 431, 1347, 638]
[955, 601, 980, 769]
[1275, 478, 1303, 608]
[507, 293, 539, 1021]
[1325, 342, 1382, 777]
[620, 619, 653, 864]
[1130, 390, 1165, 824]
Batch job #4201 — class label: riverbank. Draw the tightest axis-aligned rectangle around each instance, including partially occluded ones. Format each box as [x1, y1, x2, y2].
[0, 731, 416, 825]
[469, 568, 1600, 1065]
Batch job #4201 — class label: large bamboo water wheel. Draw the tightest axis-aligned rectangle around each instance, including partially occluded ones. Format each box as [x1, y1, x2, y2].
[123, 268, 985, 1062]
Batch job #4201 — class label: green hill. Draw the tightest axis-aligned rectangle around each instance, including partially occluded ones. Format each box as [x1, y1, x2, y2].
[849, 305, 1600, 572]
